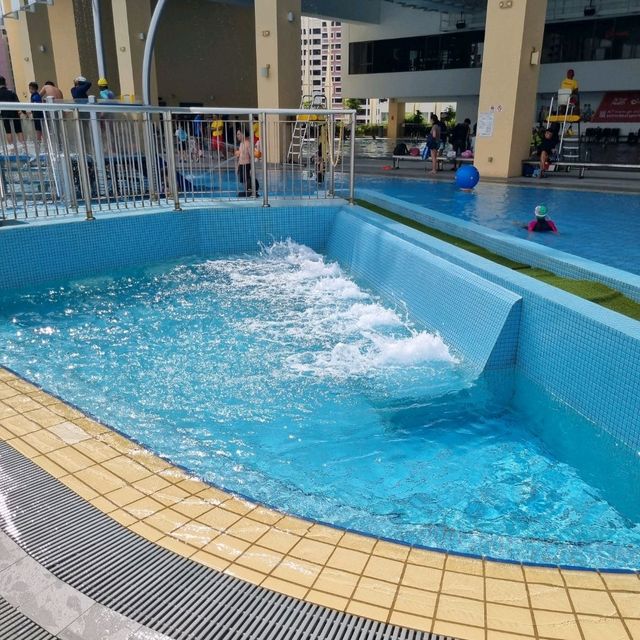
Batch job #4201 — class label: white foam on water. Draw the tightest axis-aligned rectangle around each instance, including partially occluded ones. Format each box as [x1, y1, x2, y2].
[210, 240, 457, 379]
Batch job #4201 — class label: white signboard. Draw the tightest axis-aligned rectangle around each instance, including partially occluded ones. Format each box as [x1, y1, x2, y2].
[477, 112, 495, 137]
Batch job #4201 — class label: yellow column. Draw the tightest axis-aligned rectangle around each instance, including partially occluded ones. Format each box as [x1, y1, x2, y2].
[254, 0, 301, 109]
[4, 15, 35, 99]
[46, 0, 82, 99]
[112, 0, 155, 102]
[474, 0, 547, 178]
[387, 99, 405, 140]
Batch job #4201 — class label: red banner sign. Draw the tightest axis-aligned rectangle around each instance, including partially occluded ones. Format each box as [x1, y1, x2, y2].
[592, 91, 640, 123]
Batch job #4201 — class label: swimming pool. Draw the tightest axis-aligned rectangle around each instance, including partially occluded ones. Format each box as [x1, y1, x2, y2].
[2, 238, 639, 569]
[357, 175, 640, 275]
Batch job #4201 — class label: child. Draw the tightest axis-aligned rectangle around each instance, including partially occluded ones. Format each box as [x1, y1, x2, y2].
[527, 205, 558, 233]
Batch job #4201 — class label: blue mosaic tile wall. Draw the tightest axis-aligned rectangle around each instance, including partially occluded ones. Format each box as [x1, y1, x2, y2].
[326, 210, 522, 372]
[357, 189, 640, 304]
[0, 205, 338, 291]
[347, 203, 640, 455]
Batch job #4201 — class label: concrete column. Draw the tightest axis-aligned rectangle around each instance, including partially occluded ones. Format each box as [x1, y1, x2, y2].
[4, 15, 34, 98]
[474, 0, 547, 178]
[387, 99, 405, 140]
[254, 0, 301, 109]
[112, 0, 155, 101]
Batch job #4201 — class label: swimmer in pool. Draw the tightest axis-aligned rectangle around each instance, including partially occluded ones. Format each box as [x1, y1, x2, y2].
[527, 205, 558, 233]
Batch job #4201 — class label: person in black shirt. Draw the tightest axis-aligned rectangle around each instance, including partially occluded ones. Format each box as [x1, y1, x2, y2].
[451, 118, 471, 155]
[71, 76, 92, 103]
[536, 129, 556, 178]
[0, 76, 24, 150]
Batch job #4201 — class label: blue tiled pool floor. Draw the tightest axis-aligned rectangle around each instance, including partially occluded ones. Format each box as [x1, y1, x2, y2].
[356, 175, 640, 276]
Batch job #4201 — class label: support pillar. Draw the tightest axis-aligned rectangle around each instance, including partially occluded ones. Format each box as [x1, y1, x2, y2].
[387, 99, 405, 140]
[4, 15, 35, 98]
[46, 0, 82, 97]
[474, 0, 547, 178]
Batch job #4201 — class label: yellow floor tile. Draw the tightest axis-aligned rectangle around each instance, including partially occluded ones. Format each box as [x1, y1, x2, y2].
[6, 379, 40, 394]
[339, 531, 376, 553]
[196, 487, 230, 507]
[0, 369, 17, 381]
[2, 394, 42, 413]
[75, 465, 127, 493]
[562, 570, 605, 589]
[262, 576, 309, 600]
[373, 540, 410, 562]
[326, 547, 370, 574]
[393, 585, 437, 617]
[0, 382, 20, 400]
[312, 566, 359, 599]
[435, 593, 485, 627]
[28, 391, 60, 407]
[22, 429, 66, 454]
[225, 519, 271, 544]
[132, 474, 172, 496]
[389, 611, 432, 633]
[0, 402, 18, 420]
[72, 439, 119, 464]
[157, 467, 190, 484]
[533, 609, 582, 640]
[123, 496, 166, 519]
[48, 421, 91, 445]
[270, 556, 322, 588]
[156, 535, 196, 558]
[345, 600, 388, 623]
[626, 618, 640, 640]
[103, 456, 152, 483]
[486, 602, 535, 636]
[47, 446, 94, 473]
[611, 590, 640, 618]
[444, 555, 484, 577]
[485, 577, 530, 606]
[173, 498, 215, 520]
[352, 576, 398, 608]
[485, 561, 524, 581]
[306, 589, 348, 611]
[601, 573, 640, 591]
[487, 631, 535, 640]
[407, 548, 447, 569]
[176, 477, 211, 495]
[74, 417, 109, 436]
[191, 550, 230, 573]
[129, 521, 165, 543]
[47, 402, 84, 420]
[225, 563, 266, 586]
[569, 588, 617, 616]
[305, 524, 343, 545]
[432, 620, 485, 640]
[256, 528, 300, 554]
[528, 583, 573, 612]
[143, 508, 190, 534]
[204, 533, 251, 561]
[105, 486, 146, 507]
[224, 497, 258, 517]
[89, 496, 117, 514]
[172, 522, 218, 548]
[110, 509, 138, 527]
[0, 424, 13, 440]
[236, 541, 284, 582]
[23, 407, 65, 428]
[7, 438, 40, 459]
[440, 570, 484, 600]
[197, 507, 241, 532]
[151, 483, 191, 507]
[96, 432, 137, 454]
[289, 537, 334, 565]
[59, 475, 99, 501]
[363, 555, 404, 583]
[1, 414, 41, 437]
[524, 565, 565, 587]
[578, 614, 631, 640]
[32, 455, 67, 479]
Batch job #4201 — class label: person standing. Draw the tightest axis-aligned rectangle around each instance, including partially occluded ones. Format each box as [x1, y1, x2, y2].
[451, 118, 471, 155]
[0, 77, 25, 151]
[39, 81, 64, 101]
[235, 128, 259, 196]
[71, 76, 92, 103]
[559, 69, 579, 113]
[97, 78, 115, 100]
[427, 113, 442, 175]
[28, 82, 44, 144]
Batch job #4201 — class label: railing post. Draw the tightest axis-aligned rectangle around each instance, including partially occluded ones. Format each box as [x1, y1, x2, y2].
[260, 112, 269, 207]
[142, 112, 159, 203]
[162, 111, 180, 210]
[349, 110, 356, 204]
[327, 114, 335, 197]
[72, 110, 94, 220]
[249, 113, 258, 199]
[88, 96, 108, 198]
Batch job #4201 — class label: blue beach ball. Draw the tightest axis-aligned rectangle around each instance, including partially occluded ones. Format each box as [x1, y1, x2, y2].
[455, 165, 480, 190]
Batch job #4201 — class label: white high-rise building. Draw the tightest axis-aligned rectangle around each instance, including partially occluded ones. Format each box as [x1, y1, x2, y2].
[301, 17, 343, 110]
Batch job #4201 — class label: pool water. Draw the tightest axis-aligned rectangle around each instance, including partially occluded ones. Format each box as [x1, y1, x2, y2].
[2, 241, 639, 569]
[356, 175, 640, 275]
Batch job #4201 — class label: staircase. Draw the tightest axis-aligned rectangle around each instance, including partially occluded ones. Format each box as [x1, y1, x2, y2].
[546, 96, 582, 165]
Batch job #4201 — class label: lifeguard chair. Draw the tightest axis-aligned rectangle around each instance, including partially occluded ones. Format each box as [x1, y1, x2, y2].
[545, 89, 582, 163]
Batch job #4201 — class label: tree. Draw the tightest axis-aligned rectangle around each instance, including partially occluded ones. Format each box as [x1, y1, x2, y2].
[344, 98, 363, 112]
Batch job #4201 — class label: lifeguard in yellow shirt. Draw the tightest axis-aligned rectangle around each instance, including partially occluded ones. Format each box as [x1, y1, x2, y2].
[559, 69, 579, 112]
[211, 117, 227, 158]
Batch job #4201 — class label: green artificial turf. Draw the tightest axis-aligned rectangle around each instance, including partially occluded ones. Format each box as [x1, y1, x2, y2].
[355, 199, 640, 322]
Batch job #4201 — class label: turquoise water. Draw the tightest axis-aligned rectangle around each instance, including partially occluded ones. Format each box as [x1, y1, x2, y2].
[357, 175, 640, 275]
[1, 242, 639, 569]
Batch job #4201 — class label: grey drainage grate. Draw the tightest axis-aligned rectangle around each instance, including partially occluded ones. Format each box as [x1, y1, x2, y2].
[0, 595, 58, 639]
[0, 443, 457, 640]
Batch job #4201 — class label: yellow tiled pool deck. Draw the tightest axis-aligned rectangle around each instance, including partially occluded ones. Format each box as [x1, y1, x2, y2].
[1, 366, 639, 640]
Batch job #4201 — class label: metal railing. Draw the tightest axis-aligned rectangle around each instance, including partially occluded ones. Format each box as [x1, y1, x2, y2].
[0, 102, 356, 221]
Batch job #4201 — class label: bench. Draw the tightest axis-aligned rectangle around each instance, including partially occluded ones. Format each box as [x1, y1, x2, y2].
[392, 155, 474, 171]
[523, 159, 640, 179]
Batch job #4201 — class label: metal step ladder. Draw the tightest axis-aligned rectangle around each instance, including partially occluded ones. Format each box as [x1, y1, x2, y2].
[545, 96, 582, 166]
[287, 93, 326, 164]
